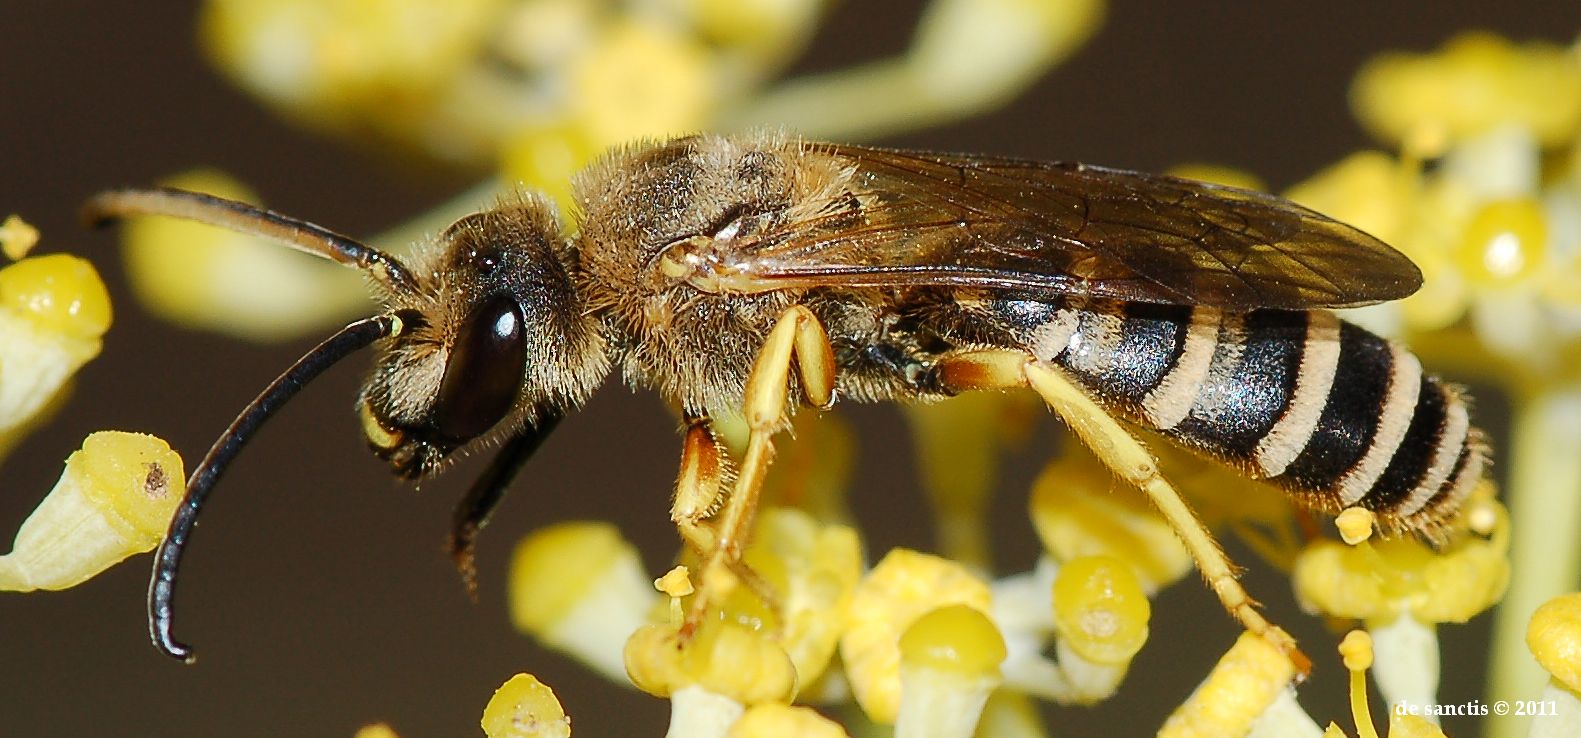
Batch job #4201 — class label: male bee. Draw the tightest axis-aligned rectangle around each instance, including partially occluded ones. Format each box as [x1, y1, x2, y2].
[87, 130, 1485, 670]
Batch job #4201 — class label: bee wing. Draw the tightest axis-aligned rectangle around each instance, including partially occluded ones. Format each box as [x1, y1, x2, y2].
[727, 145, 1420, 310]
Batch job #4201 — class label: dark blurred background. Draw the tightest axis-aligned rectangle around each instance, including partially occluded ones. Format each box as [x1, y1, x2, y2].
[0, 2, 1570, 737]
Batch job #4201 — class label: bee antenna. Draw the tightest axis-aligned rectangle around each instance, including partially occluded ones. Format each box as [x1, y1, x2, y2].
[83, 188, 417, 295]
[149, 314, 399, 663]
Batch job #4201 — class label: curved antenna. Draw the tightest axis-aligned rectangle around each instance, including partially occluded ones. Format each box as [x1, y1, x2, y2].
[83, 188, 417, 295]
[149, 314, 398, 662]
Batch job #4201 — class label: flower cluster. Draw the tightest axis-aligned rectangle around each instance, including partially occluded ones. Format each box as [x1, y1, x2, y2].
[124, 0, 1102, 340]
[1288, 33, 1581, 371]
[1280, 32, 1581, 738]
[0, 222, 188, 595]
[198, 0, 1102, 171]
[481, 415, 1515, 737]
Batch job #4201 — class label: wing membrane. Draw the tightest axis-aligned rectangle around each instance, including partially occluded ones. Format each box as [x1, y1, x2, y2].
[731, 145, 1420, 310]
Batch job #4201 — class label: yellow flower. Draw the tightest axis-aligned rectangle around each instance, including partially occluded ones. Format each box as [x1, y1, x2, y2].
[985, 554, 1151, 707]
[569, 21, 717, 147]
[1319, 36, 1581, 733]
[1324, 631, 1451, 738]
[0, 432, 184, 591]
[1292, 495, 1509, 626]
[482, 673, 572, 738]
[1158, 632, 1305, 738]
[739, 508, 862, 690]
[507, 521, 653, 682]
[1294, 488, 1508, 731]
[894, 604, 1006, 738]
[1526, 594, 1581, 738]
[116, 169, 371, 341]
[201, 0, 510, 157]
[1352, 32, 1581, 150]
[0, 251, 113, 458]
[1526, 593, 1581, 699]
[625, 618, 799, 738]
[727, 703, 850, 738]
[498, 18, 719, 211]
[0, 214, 40, 260]
[840, 549, 992, 724]
[1027, 446, 1191, 593]
[1050, 556, 1149, 668]
[0, 253, 111, 343]
[680, 0, 824, 70]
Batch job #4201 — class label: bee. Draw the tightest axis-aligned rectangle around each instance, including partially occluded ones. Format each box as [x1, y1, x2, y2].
[87, 130, 1486, 672]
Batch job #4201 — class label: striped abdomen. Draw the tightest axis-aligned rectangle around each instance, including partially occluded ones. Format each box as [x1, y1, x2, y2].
[995, 298, 1485, 533]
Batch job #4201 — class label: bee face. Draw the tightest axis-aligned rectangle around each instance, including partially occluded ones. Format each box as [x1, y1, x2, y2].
[358, 196, 609, 478]
[356, 297, 529, 479]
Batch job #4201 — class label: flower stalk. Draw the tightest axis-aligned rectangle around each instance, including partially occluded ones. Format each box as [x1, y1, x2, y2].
[1490, 387, 1581, 738]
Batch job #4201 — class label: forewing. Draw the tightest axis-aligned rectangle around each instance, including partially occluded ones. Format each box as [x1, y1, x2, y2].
[732, 145, 1421, 310]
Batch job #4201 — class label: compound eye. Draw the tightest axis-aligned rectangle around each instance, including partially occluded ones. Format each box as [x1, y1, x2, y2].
[433, 293, 527, 442]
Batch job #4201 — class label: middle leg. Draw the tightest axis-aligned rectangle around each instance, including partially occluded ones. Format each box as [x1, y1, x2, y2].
[681, 304, 836, 634]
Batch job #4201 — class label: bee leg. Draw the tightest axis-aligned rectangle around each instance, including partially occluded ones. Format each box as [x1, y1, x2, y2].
[672, 412, 728, 556]
[929, 349, 1312, 677]
[682, 305, 835, 635]
[446, 413, 563, 597]
[1021, 360, 1311, 678]
[671, 414, 785, 620]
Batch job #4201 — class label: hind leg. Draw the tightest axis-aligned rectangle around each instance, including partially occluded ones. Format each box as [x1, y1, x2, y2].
[930, 349, 1311, 676]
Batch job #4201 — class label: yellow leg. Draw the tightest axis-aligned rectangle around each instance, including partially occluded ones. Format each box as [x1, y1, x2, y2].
[672, 414, 727, 555]
[683, 305, 836, 635]
[671, 412, 784, 624]
[931, 349, 1311, 676]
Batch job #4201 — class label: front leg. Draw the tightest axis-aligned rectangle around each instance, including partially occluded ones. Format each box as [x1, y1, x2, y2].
[447, 413, 563, 594]
[672, 411, 729, 556]
[681, 304, 836, 634]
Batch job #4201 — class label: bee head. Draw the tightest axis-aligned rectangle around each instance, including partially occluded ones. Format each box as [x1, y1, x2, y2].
[356, 194, 609, 479]
[83, 187, 612, 662]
